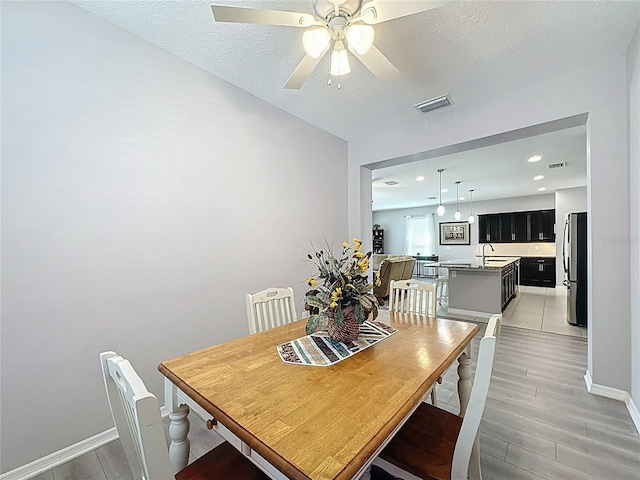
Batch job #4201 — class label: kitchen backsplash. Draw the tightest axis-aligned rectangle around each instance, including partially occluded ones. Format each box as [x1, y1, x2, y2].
[475, 242, 556, 257]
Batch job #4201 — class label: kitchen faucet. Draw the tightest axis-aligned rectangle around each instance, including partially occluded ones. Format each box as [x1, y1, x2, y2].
[482, 243, 495, 264]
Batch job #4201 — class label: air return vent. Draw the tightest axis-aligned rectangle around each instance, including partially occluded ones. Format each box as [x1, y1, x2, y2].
[414, 94, 451, 113]
[548, 162, 566, 169]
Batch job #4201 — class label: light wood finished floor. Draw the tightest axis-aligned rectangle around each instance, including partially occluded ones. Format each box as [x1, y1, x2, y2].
[30, 323, 638, 480]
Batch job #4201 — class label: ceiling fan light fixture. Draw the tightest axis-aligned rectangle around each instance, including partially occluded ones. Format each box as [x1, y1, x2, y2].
[302, 27, 331, 58]
[330, 40, 350, 76]
[345, 24, 374, 55]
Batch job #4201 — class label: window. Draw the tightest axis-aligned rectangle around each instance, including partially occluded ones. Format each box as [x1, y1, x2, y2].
[404, 214, 436, 255]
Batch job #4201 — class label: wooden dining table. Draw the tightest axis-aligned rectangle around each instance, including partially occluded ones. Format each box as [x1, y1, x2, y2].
[159, 310, 480, 480]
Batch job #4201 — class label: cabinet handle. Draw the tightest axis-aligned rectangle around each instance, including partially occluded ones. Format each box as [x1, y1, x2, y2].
[539, 264, 543, 272]
[512, 233, 515, 241]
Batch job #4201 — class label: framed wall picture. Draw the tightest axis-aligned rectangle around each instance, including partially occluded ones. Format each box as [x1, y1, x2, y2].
[439, 221, 470, 245]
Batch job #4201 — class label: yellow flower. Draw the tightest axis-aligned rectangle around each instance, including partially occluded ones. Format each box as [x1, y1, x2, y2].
[375, 271, 381, 287]
[357, 258, 370, 272]
[330, 301, 338, 308]
[307, 277, 317, 287]
[353, 238, 362, 251]
[342, 242, 349, 249]
[355, 251, 365, 259]
[331, 288, 342, 302]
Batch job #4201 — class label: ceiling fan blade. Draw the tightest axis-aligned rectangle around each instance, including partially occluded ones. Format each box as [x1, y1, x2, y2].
[211, 5, 319, 27]
[354, 0, 453, 25]
[348, 44, 401, 83]
[284, 49, 328, 89]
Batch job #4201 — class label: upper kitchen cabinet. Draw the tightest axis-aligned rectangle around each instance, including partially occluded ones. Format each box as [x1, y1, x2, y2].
[478, 214, 501, 243]
[479, 209, 555, 243]
[528, 209, 555, 242]
[500, 212, 528, 243]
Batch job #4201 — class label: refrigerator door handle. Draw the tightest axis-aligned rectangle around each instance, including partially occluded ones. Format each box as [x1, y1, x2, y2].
[562, 217, 570, 274]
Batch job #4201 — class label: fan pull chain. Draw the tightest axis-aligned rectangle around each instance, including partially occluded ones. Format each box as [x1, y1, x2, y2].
[327, 76, 342, 90]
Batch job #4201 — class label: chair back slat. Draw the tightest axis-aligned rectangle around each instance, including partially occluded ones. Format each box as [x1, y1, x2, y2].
[451, 314, 502, 479]
[388, 280, 437, 317]
[246, 287, 297, 334]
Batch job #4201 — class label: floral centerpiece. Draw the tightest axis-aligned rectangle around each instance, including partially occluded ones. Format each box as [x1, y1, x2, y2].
[304, 238, 380, 342]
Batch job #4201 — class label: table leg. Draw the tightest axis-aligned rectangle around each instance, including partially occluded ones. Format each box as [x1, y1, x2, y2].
[164, 378, 190, 473]
[457, 352, 473, 416]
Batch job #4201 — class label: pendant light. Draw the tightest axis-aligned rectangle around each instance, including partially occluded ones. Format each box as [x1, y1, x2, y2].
[436, 169, 445, 216]
[454, 181, 462, 221]
[468, 189, 475, 224]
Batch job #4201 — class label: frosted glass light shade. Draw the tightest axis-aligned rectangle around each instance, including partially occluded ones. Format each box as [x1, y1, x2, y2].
[437, 204, 445, 216]
[468, 215, 475, 224]
[454, 210, 462, 221]
[345, 24, 374, 55]
[330, 41, 350, 76]
[302, 27, 331, 58]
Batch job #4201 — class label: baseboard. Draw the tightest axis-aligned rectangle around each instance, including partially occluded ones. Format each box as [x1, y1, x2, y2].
[626, 396, 640, 435]
[447, 308, 494, 319]
[584, 370, 639, 435]
[584, 370, 629, 401]
[0, 428, 118, 480]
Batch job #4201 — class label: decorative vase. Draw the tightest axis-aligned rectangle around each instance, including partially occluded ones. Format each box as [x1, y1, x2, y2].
[327, 304, 359, 342]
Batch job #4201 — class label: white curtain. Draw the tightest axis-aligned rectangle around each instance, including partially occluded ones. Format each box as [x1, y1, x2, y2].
[404, 214, 436, 256]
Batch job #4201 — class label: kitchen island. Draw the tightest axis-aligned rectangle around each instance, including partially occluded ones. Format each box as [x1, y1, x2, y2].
[438, 257, 519, 317]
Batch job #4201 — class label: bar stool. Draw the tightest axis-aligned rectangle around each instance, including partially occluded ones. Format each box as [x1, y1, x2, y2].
[436, 272, 449, 306]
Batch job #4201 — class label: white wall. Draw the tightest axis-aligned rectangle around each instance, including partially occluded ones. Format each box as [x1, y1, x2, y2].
[554, 187, 588, 284]
[350, 57, 632, 398]
[0, 2, 348, 472]
[374, 193, 556, 261]
[627, 22, 640, 428]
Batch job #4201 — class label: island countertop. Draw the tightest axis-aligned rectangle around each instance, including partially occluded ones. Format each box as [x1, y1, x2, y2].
[436, 257, 520, 270]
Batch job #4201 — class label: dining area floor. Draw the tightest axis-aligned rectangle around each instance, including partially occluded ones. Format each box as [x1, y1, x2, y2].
[32, 318, 639, 480]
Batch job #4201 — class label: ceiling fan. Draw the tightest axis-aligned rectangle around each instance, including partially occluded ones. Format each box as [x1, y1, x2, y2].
[211, 0, 451, 89]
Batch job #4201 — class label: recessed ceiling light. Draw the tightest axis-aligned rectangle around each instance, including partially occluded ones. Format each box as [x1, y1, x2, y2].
[528, 155, 542, 163]
[533, 175, 544, 181]
[441, 188, 448, 193]
[416, 176, 424, 181]
[538, 187, 547, 192]
[459, 196, 465, 201]
[428, 196, 437, 200]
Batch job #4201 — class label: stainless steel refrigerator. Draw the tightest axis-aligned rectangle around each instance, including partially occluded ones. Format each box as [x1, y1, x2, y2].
[562, 212, 587, 327]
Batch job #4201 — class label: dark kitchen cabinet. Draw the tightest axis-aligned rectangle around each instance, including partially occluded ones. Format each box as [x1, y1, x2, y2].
[499, 212, 528, 242]
[501, 261, 518, 310]
[528, 210, 555, 242]
[520, 257, 556, 287]
[478, 214, 501, 243]
[479, 209, 555, 243]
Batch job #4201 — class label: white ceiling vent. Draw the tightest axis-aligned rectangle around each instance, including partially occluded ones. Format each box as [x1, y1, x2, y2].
[414, 94, 451, 113]
[548, 162, 567, 169]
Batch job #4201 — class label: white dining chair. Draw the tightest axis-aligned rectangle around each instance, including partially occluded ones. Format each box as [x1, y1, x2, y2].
[373, 314, 502, 480]
[388, 279, 439, 405]
[100, 351, 268, 479]
[388, 279, 438, 316]
[246, 286, 297, 334]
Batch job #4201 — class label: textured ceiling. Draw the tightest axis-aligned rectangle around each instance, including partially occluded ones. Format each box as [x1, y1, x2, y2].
[69, 0, 638, 209]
